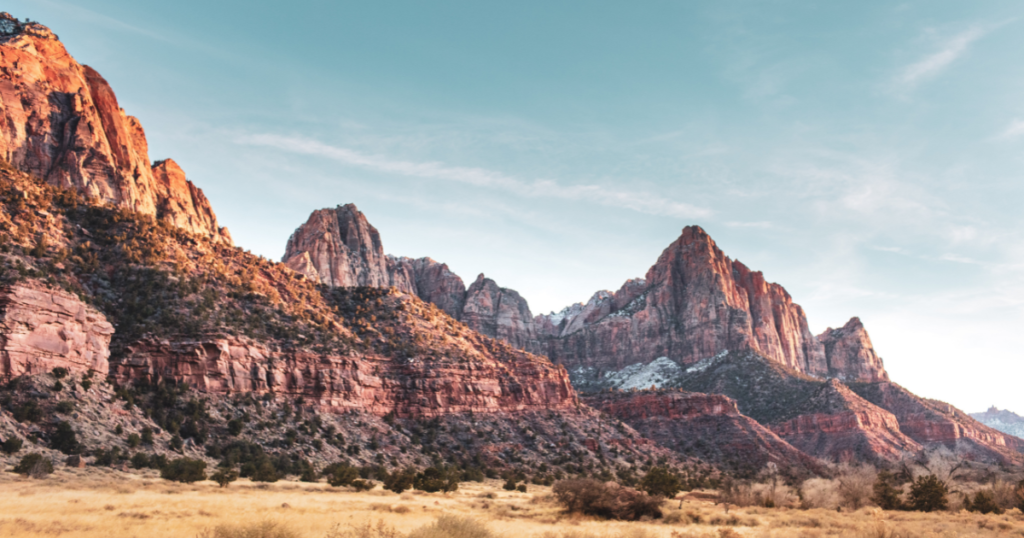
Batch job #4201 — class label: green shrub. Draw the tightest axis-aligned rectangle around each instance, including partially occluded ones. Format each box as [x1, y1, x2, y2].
[967, 490, 1003, 514]
[2, 436, 23, 455]
[908, 474, 947, 512]
[415, 467, 458, 493]
[13, 453, 53, 477]
[170, 434, 183, 451]
[872, 471, 904, 510]
[552, 478, 663, 521]
[502, 477, 517, 491]
[325, 463, 359, 487]
[640, 466, 683, 498]
[227, 418, 244, 436]
[94, 446, 122, 466]
[127, 433, 141, 448]
[141, 427, 154, 445]
[161, 457, 207, 483]
[516, 484, 527, 493]
[51, 367, 69, 379]
[211, 468, 240, 488]
[384, 468, 416, 493]
[80, 379, 92, 391]
[55, 401, 75, 414]
[251, 460, 279, 483]
[130, 452, 151, 469]
[13, 400, 42, 422]
[50, 421, 80, 454]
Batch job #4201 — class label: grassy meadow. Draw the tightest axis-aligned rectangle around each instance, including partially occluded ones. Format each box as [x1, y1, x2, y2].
[1, 469, 1023, 538]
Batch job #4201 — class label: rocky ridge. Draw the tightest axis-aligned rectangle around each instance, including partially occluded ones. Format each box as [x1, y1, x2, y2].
[0, 13, 230, 244]
[971, 407, 1024, 439]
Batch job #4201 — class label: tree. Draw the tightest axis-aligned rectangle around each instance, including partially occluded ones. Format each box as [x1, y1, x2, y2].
[211, 468, 239, 488]
[1, 436, 23, 455]
[161, 458, 207, 483]
[640, 466, 682, 498]
[908, 474, 948, 512]
[50, 421, 80, 454]
[872, 470, 904, 510]
[966, 490, 1002, 515]
[325, 463, 359, 487]
[503, 477, 518, 491]
[384, 468, 416, 493]
[251, 460, 279, 483]
[415, 466, 459, 493]
[14, 453, 53, 478]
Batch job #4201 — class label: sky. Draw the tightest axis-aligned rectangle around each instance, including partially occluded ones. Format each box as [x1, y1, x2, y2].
[9, 0, 1024, 414]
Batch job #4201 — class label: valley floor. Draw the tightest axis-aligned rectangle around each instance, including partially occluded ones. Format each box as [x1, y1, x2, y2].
[0, 471, 1022, 538]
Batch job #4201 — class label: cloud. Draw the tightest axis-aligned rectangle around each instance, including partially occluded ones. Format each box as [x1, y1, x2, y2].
[238, 134, 712, 219]
[999, 119, 1024, 139]
[897, 26, 987, 88]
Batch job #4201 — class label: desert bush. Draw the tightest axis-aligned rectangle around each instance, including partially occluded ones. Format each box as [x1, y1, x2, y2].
[325, 463, 360, 487]
[141, 427, 154, 445]
[130, 452, 150, 469]
[55, 400, 75, 414]
[127, 433, 141, 448]
[407, 515, 492, 538]
[640, 466, 683, 498]
[13, 453, 53, 477]
[837, 463, 876, 510]
[211, 467, 239, 487]
[51, 367, 68, 379]
[1, 436, 23, 454]
[161, 457, 207, 483]
[801, 478, 840, 509]
[197, 520, 299, 538]
[414, 466, 458, 493]
[552, 478, 663, 521]
[967, 489, 1003, 515]
[13, 400, 42, 422]
[384, 468, 416, 493]
[50, 420, 80, 454]
[251, 460, 279, 482]
[872, 470, 904, 510]
[228, 418, 244, 436]
[503, 477, 517, 491]
[907, 474, 947, 512]
[325, 520, 403, 538]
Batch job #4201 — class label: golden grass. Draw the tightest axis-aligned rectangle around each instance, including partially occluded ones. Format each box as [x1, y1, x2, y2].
[1, 469, 1023, 538]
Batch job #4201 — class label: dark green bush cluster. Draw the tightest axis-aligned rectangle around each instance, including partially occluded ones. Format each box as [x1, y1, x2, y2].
[160, 458, 207, 483]
[1, 436, 23, 455]
[872, 472, 949, 512]
[966, 490, 1003, 515]
[130, 452, 168, 470]
[639, 466, 683, 498]
[13, 453, 53, 477]
[552, 479, 663, 520]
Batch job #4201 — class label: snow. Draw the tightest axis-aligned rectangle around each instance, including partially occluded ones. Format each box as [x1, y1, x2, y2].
[684, 350, 730, 374]
[602, 356, 684, 390]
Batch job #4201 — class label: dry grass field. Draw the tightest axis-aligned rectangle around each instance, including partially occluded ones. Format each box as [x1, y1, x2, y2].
[1, 468, 1023, 538]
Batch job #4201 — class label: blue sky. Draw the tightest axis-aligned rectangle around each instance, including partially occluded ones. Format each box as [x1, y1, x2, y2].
[11, 1, 1024, 414]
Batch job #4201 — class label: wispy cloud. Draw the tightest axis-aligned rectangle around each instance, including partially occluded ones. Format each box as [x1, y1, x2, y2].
[897, 26, 988, 89]
[238, 134, 712, 219]
[999, 119, 1024, 139]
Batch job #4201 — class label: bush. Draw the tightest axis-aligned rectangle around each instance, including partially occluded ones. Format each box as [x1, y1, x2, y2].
[80, 379, 92, 391]
[198, 520, 300, 538]
[516, 484, 527, 493]
[13, 400, 42, 422]
[127, 433, 141, 448]
[552, 479, 663, 521]
[212, 468, 240, 488]
[251, 460, 279, 483]
[325, 463, 359, 487]
[50, 421, 80, 454]
[161, 457, 207, 483]
[51, 367, 69, 379]
[142, 427, 154, 445]
[873, 471, 904, 510]
[55, 401, 75, 414]
[967, 490, 1003, 515]
[502, 477, 517, 491]
[227, 418, 244, 436]
[384, 468, 416, 493]
[415, 467, 459, 493]
[2, 436, 23, 455]
[407, 515, 492, 538]
[640, 466, 682, 498]
[908, 474, 947, 512]
[13, 453, 53, 477]
[130, 452, 151, 469]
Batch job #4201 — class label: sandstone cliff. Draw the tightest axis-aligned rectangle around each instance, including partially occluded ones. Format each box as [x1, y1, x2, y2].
[0, 13, 230, 243]
[284, 205, 542, 352]
[537, 226, 887, 384]
[0, 281, 113, 378]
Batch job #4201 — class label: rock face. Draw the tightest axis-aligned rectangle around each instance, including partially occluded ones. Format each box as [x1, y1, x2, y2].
[113, 332, 575, 417]
[537, 226, 886, 383]
[971, 407, 1024, 439]
[771, 379, 919, 462]
[0, 281, 113, 378]
[0, 14, 230, 243]
[584, 390, 821, 477]
[284, 205, 542, 352]
[817, 317, 888, 382]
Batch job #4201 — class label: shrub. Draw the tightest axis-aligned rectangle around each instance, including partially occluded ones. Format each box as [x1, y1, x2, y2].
[80, 379, 92, 391]
[502, 477, 517, 491]
[161, 457, 207, 483]
[197, 521, 300, 538]
[967, 490, 1003, 515]
[552, 479, 663, 521]
[2, 436, 23, 455]
[872, 471, 904, 510]
[640, 466, 682, 498]
[407, 515, 492, 538]
[13, 453, 53, 477]
[325, 463, 359, 487]
[130, 452, 151, 469]
[94, 446, 123, 466]
[415, 467, 459, 493]
[384, 468, 416, 493]
[52, 380, 63, 392]
[212, 468, 240, 488]
[51, 367, 69, 379]
[126, 433, 141, 448]
[50, 421, 80, 454]
[169, 434, 183, 451]
[251, 460, 279, 483]
[908, 474, 947, 512]
[13, 400, 42, 422]
[227, 418, 244, 436]
[837, 464, 876, 510]
[55, 401, 75, 414]
[141, 427, 154, 445]
[351, 479, 373, 491]
[1016, 480, 1024, 512]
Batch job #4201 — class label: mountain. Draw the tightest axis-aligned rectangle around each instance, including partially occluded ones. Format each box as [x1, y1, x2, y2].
[971, 407, 1024, 439]
[0, 13, 231, 244]
[536, 226, 887, 384]
[283, 204, 542, 353]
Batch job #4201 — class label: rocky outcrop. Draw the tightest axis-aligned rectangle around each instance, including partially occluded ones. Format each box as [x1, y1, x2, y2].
[113, 332, 575, 417]
[584, 390, 821, 477]
[0, 281, 113, 378]
[849, 382, 1024, 465]
[537, 226, 885, 383]
[282, 205, 391, 288]
[284, 205, 542, 352]
[971, 407, 1024, 439]
[818, 317, 888, 382]
[771, 379, 919, 462]
[0, 14, 230, 243]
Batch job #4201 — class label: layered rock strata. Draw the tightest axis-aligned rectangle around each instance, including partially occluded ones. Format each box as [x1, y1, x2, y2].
[284, 205, 541, 352]
[771, 379, 919, 462]
[0, 14, 230, 243]
[971, 407, 1024, 439]
[537, 226, 888, 383]
[113, 332, 575, 417]
[0, 281, 113, 378]
[584, 390, 821, 477]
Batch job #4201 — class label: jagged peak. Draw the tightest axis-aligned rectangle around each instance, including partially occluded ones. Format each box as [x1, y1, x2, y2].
[0, 13, 57, 40]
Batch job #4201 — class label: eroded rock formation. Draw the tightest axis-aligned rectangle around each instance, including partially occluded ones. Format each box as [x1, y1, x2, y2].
[0, 281, 113, 378]
[818, 317, 888, 382]
[282, 205, 391, 287]
[0, 13, 230, 243]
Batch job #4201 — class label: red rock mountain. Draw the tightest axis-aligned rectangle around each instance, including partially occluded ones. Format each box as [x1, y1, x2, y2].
[0, 14, 230, 243]
[283, 204, 542, 353]
[537, 226, 888, 383]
